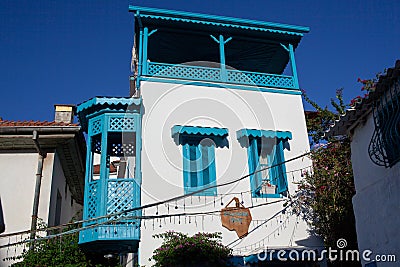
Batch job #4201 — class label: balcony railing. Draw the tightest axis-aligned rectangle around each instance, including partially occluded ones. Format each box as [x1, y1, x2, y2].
[146, 62, 297, 89]
[85, 179, 140, 222]
[80, 179, 140, 245]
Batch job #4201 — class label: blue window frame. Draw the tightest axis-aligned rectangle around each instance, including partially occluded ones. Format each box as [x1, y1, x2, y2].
[172, 125, 229, 196]
[237, 129, 292, 198]
[182, 142, 216, 195]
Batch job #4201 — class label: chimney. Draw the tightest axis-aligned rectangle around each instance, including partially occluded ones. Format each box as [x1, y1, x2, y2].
[54, 104, 75, 123]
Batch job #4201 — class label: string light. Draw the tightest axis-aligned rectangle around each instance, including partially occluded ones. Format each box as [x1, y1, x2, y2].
[0, 163, 312, 242]
[0, 199, 287, 250]
[227, 201, 294, 248]
[0, 142, 327, 251]
[232, 215, 291, 255]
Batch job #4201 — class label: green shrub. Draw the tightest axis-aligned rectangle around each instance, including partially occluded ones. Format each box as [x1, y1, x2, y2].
[151, 231, 232, 267]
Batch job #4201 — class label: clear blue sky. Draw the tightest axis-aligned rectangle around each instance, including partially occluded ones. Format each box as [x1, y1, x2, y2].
[1, 0, 399, 121]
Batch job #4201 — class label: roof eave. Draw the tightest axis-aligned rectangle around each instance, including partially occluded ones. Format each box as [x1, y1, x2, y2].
[326, 102, 373, 138]
[0, 128, 86, 204]
[0, 126, 81, 135]
[129, 5, 309, 36]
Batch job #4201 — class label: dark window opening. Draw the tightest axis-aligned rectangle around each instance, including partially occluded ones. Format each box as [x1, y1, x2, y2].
[54, 190, 62, 226]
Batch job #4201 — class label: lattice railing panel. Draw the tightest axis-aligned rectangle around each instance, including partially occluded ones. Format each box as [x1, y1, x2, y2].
[87, 181, 98, 220]
[148, 62, 221, 82]
[109, 142, 135, 157]
[90, 118, 102, 135]
[107, 180, 137, 220]
[227, 70, 295, 88]
[147, 62, 297, 89]
[109, 117, 136, 132]
[91, 139, 101, 154]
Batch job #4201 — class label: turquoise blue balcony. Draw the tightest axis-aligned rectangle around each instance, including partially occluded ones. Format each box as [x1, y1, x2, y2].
[146, 62, 296, 89]
[129, 6, 309, 94]
[77, 97, 142, 254]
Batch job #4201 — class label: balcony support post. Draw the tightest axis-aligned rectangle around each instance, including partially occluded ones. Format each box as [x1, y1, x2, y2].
[135, 112, 142, 220]
[136, 27, 144, 92]
[82, 126, 93, 226]
[99, 115, 108, 219]
[211, 35, 232, 82]
[219, 35, 227, 81]
[288, 44, 299, 89]
[142, 27, 149, 75]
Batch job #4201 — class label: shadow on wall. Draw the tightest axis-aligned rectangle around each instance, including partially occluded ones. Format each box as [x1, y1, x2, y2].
[0, 197, 5, 233]
[295, 230, 324, 248]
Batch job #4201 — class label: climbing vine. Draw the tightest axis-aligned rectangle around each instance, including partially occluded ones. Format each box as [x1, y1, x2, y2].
[294, 89, 359, 265]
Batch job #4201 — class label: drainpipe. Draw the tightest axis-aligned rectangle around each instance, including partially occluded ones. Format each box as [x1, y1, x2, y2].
[29, 130, 47, 250]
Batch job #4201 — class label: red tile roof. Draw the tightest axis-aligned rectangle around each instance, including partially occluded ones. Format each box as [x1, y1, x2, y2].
[93, 162, 118, 175]
[0, 120, 79, 127]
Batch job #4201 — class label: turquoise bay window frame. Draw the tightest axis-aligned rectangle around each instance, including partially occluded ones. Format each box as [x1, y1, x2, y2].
[182, 143, 217, 196]
[248, 138, 288, 198]
[77, 99, 143, 252]
[237, 129, 291, 198]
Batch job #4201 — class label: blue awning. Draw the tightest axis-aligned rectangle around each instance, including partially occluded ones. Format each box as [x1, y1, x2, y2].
[171, 125, 228, 138]
[171, 125, 229, 148]
[77, 97, 141, 113]
[129, 6, 309, 36]
[77, 97, 142, 132]
[236, 129, 292, 140]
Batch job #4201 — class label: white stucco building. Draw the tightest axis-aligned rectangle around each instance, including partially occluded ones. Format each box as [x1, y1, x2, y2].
[76, 6, 326, 267]
[328, 60, 400, 267]
[0, 105, 85, 266]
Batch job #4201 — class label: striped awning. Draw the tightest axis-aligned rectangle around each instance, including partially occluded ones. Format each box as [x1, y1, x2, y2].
[171, 125, 228, 138]
[171, 125, 229, 148]
[77, 97, 142, 132]
[236, 129, 292, 140]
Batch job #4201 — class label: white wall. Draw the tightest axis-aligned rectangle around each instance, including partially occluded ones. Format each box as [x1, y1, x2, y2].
[0, 151, 82, 266]
[47, 153, 82, 227]
[351, 113, 400, 267]
[138, 80, 322, 266]
[0, 152, 54, 266]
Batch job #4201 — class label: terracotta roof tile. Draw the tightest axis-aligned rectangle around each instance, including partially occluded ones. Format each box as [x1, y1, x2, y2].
[93, 162, 118, 175]
[0, 120, 79, 127]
